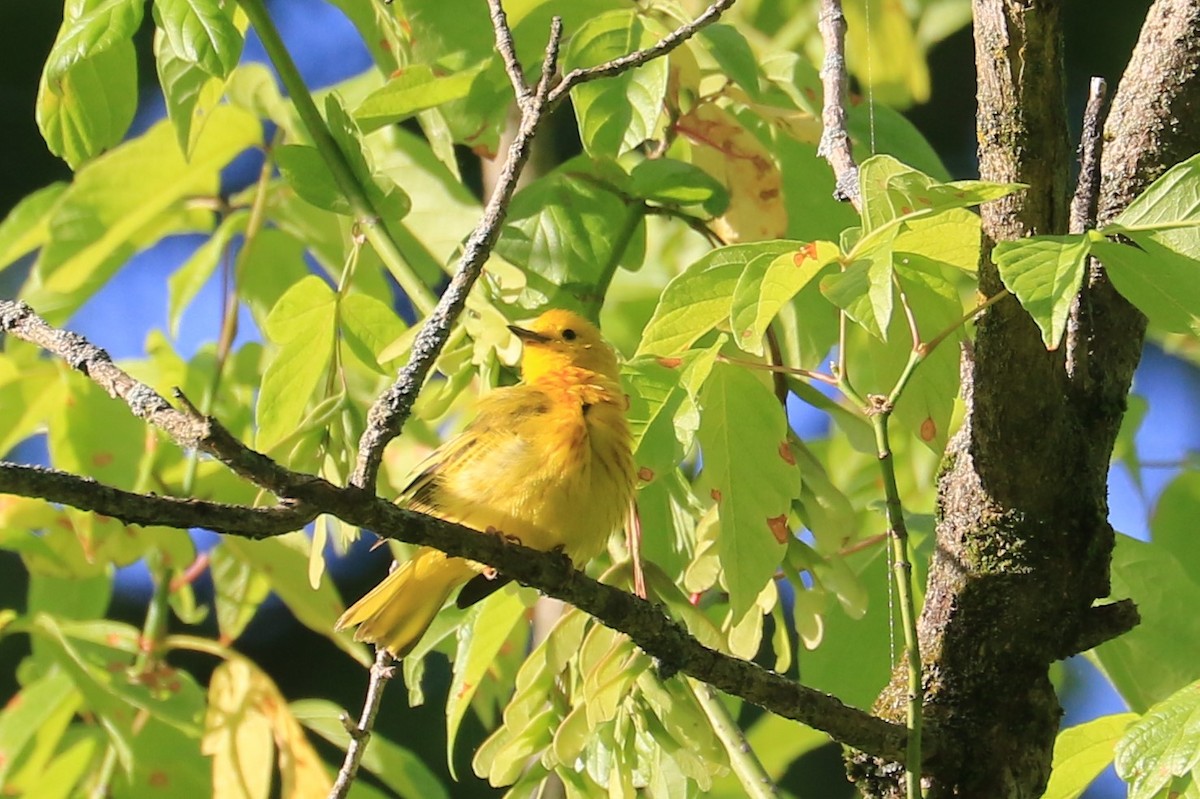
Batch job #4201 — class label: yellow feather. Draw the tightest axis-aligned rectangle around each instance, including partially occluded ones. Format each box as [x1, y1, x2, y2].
[335, 310, 635, 657]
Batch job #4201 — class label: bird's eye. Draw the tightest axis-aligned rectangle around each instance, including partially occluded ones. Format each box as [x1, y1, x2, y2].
[562, 328, 577, 341]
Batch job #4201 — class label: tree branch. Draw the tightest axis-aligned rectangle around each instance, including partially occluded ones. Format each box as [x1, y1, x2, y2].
[0, 299, 333, 504]
[816, 0, 861, 209]
[1065, 77, 1109, 389]
[546, 0, 737, 106]
[0, 297, 915, 764]
[0, 461, 313, 536]
[349, 15, 563, 493]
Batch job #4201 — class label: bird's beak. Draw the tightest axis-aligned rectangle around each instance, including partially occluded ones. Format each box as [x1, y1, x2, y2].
[507, 324, 552, 344]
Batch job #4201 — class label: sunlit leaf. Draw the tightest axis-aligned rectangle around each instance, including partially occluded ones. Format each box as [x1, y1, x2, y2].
[1091, 534, 1200, 712]
[676, 103, 787, 242]
[0, 183, 68, 271]
[1044, 713, 1138, 799]
[564, 11, 669, 156]
[729, 242, 840, 355]
[1092, 235, 1200, 336]
[637, 241, 797, 356]
[1112, 153, 1200, 232]
[698, 363, 799, 616]
[1116, 679, 1200, 799]
[355, 63, 484, 133]
[28, 105, 260, 321]
[993, 234, 1091, 349]
[446, 590, 528, 774]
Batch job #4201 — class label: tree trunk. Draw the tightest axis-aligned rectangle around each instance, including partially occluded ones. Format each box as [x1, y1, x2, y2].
[850, 1, 1200, 796]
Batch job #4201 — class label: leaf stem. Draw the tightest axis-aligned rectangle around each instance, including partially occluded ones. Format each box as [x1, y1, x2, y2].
[235, 0, 437, 315]
[870, 412, 924, 799]
[920, 289, 1009, 358]
[688, 679, 779, 799]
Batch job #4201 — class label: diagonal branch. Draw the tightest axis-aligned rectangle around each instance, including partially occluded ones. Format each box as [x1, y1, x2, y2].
[0, 295, 917, 765]
[0, 462, 312, 537]
[0, 299, 332, 505]
[349, 0, 736, 493]
[547, 0, 738, 105]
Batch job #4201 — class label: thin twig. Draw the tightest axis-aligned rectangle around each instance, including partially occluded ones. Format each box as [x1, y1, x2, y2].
[1066, 77, 1110, 388]
[328, 650, 395, 799]
[547, 0, 738, 106]
[871, 414, 923, 799]
[717, 353, 839, 386]
[488, 0, 532, 105]
[920, 289, 1010, 358]
[349, 16, 564, 492]
[816, 0, 861, 209]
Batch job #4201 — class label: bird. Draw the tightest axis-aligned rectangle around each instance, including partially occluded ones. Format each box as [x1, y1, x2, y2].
[335, 308, 635, 658]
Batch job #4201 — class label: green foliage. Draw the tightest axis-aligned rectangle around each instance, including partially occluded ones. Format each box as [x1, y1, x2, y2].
[2, 1, 1198, 797]
[996, 153, 1200, 347]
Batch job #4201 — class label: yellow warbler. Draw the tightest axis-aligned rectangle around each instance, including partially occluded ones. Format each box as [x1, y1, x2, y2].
[336, 309, 635, 657]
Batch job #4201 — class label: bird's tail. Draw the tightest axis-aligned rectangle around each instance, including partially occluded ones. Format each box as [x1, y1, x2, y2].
[335, 547, 477, 658]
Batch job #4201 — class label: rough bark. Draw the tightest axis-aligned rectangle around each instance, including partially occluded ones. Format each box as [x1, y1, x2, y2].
[850, 1, 1200, 796]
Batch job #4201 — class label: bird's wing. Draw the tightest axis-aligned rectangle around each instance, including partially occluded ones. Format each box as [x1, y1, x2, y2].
[396, 385, 555, 520]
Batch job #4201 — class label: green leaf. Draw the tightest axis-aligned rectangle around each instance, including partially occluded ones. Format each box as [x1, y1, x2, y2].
[167, 211, 248, 337]
[730, 242, 840, 355]
[151, 0, 243, 153]
[628, 158, 728, 215]
[859, 154, 1021, 234]
[355, 63, 484, 133]
[446, 591, 528, 775]
[1113, 152, 1200, 231]
[0, 182, 67, 271]
[821, 242, 895, 341]
[0, 669, 80, 788]
[1044, 713, 1138, 799]
[221, 537, 372, 667]
[47, 375, 145, 491]
[292, 699, 450, 799]
[890, 254, 964, 450]
[1091, 236, 1200, 335]
[153, 0, 242, 79]
[637, 241, 798, 356]
[893, 206, 982, 273]
[1152, 470, 1200, 580]
[256, 276, 337, 452]
[623, 359, 692, 486]
[324, 92, 412, 222]
[31, 617, 205, 738]
[339, 292, 410, 374]
[37, 40, 138, 168]
[43, 0, 145, 83]
[209, 543, 271, 643]
[28, 105, 261, 322]
[697, 363, 799, 616]
[1116, 679, 1200, 799]
[697, 24, 762, 99]
[1091, 535, 1200, 712]
[275, 144, 353, 215]
[993, 234, 1091, 349]
[494, 164, 636, 312]
[27, 733, 99, 799]
[563, 11, 669, 156]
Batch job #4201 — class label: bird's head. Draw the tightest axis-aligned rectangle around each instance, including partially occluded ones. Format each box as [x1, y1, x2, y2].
[508, 309, 620, 382]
